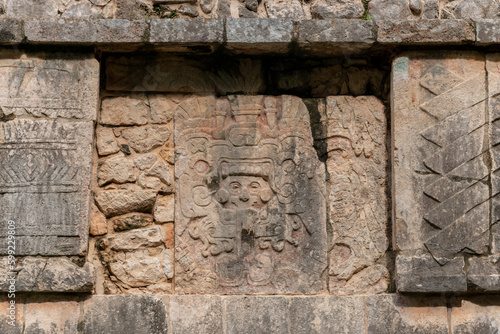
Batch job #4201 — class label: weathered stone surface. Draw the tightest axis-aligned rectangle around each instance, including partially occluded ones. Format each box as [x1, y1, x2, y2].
[369, 0, 413, 21]
[366, 295, 449, 334]
[122, 126, 171, 153]
[201, 0, 216, 13]
[476, 19, 500, 44]
[109, 249, 168, 287]
[311, 1, 364, 19]
[450, 0, 500, 19]
[313, 96, 388, 295]
[239, 7, 260, 18]
[225, 296, 288, 333]
[101, 226, 163, 251]
[0, 294, 23, 334]
[101, 96, 150, 126]
[94, 190, 157, 217]
[265, 0, 305, 19]
[111, 213, 153, 232]
[106, 56, 265, 94]
[467, 256, 500, 291]
[0, 257, 93, 292]
[150, 19, 223, 43]
[25, 19, 149, 43]
[135, 153, 158, 170]
[82, 296, 168, 334]
[174, 95, 327, 294]
[377, 20, 475, 44]
[289, 296, 365, 333]
[393, 52, 497, 292]
[451, 297, 500, 333]
[0, 18, 23, 43]
[146, 159, 172, 184]
[5, 0, 58, 17]
[226, 18, 293, 53]
[149, 95, 174, 124]
[97, 126, 120, 156]
[154, 195, 175, 223]
[97, 153, 137, 186]
[24, 295, 80, 334]
[169, 295, 223, 333]
[90, 204, 108, 236]
[62, 2, 102, 19]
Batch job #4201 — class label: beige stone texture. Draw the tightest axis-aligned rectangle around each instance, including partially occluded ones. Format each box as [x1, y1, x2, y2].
[101, 226, 164, 251]
[90, 203, 108, 236]
[154, 195, 175, 223]
[0, 294, 24, 334]
[94, 190, 157, 217]
[121, 125, 171, 153]
[24, 295, 80, 334]
[451, 297, 500, 333]
[111, 213, 153, 232]
[100, 96, 150, 126]
[97, 153, 137, 186]
[96, 126, 120, 156]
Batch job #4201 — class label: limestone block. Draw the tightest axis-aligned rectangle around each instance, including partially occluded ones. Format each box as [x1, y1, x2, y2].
[0, 257, 93, 292]
[109, 249, 167, 287]
[97, 153, 137, 186]
[289, 296, 365, 333]
[366, 295, 449, 333]
[0, 18, 23, 43]
[6, 0, 58, 18]
[150, 19, 223, 43]
[314, 96, 388, 295]
[451, 297, 500, 333]
[310, 0, 364, 19]
[467, 256, 500, 291]
[101, 226, 163, 251]
[101, 96, 150, 126]
[225, 296, 288, 333]
[24, 296, 80, 334]
[392, 52, 500, 292]
[174, 95, 327, 294]
[149, 94, 174, 124]
[90, 204, 108, 236]
[169, 295, 223, 333]
[154, 195, 175, 223]
[94, 190, 157, 217]
[0, 294, 23, 334]
[62, 2, 102, 19]
[135, 154, 158, 170]
[121, 125, 171, 153]
[369, 0, 413, 21]
[477, 19, 500, 44]
[264, 0, 305, 19]
[82, 296, 168, 334]
[97, 127, 120, 156]
[111, 213, 153, 232]
[452, 0, 500, 19]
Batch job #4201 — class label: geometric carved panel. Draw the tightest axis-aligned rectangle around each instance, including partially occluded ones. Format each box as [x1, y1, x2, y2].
[174, 95, 328, 294]
[393, 52, 500, 292]
[0, 52, 98, 256]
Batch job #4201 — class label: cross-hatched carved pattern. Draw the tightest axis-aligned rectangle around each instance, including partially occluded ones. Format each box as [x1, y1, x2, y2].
[418, 66, 490, 259]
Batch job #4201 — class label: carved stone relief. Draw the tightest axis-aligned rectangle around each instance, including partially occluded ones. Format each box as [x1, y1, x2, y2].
[174, 95, 328, 294]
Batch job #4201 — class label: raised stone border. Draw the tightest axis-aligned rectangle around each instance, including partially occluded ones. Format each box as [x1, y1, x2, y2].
[1, 294, 498, 333]
[3, 18, 495, 53]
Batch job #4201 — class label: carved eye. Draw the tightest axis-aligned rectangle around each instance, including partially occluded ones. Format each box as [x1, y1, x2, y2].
[249, 182, 261, 191]
[230, 182, 241, 192]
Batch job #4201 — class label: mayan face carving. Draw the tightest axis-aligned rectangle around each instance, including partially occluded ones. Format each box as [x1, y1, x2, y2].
[174, 95, 327, 294]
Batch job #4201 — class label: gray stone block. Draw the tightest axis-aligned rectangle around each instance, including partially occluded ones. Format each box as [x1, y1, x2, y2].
[289, 296, 365, 334]
[366, 295, 449, 334]
[225, 296, 288, 334]
[82, 296, 168, 334]
[24, 19, 149, 43]
[477, 19, 500, 44]
[6, 0, 58, 18]
[378, 20, 475, 44]
[0, 18, 23, 43]
[168, 295, 223, 333]
[451, 296, 500, 334]
[467, 256, 500, 291]
[226, 18, 293, 53]
[150, 19, 223, 43]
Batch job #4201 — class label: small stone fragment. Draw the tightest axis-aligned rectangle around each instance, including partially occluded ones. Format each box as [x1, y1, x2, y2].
[111, 213, 154, 232]
[122, 126, 171, 153]
[135, 153, 158, 171]
[95, 190, 158, 217]
[409, 0, 422, 14]
[146, 160, 171, 184]
[154, 195, 175, 223]
[90, 204, 108, 236]
[149, 95, 174, 124]
[246, 0, 259, 12]
[239, 6, 259, 17]
[97, 154, 136, 186]
[217, 0, 232, 17]
[101, 96, 150, 126]
[163, 249, 173, 279]
[265, 0, 304, 19]
[201, 0, 216, 13]
[62, 2, 102, 18]
[178, 4, 198, 17]
[97, 127, 120, 156]
[159, 147, 175, 164]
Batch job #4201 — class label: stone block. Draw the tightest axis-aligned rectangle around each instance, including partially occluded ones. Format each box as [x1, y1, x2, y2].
[369, 0, 413, 21]
[24, 295, 80, 333]
[366, 295, 449, 334]
[0, 18, 23, 43]
[169, 295, 223, 334]
[314, 96, 388, 295]
[96, 126, 120, 156]
[150, 19, 223, 43]
[264, 0, 305, 19]
[82, 296, 168, 334]
[90, 204, 108, 236]
[101, 95, 150, 126]
[467, 256, 500, 291]
[122, 126, 171, 153]
[154, 195, 175, 223]
[0, 257, 93, 292]
[377, 20, 475, 44]
[174, 95, 327, 294]
[0, 294, 24, 334]
[289, 296, 365, 333]
[226, 18, 293, 54]
[97, 153, 136, 186]
[6, 0, 58, 18]
[476, 19, 500, 44]
[111, 213, 153, 232]
[225, 296, 288, 334]
[94, 190, 157, 217]
[310, 1, 364, 19]
[451, 296, 500, 334]
[24, 19, 149, 44]
[100, 226, 164, 251]
[396, 253, 467, 293]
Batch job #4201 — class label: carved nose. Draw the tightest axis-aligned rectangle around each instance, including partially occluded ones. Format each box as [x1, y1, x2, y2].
[240, 190, 249, 202]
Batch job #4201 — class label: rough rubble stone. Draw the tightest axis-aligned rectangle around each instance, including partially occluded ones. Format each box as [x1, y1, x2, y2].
[423, 0, 439, 18]
[313, 96, 388, 295]
[97, 127, 120, 156]
[111, 213, 153, 232]
[109, 249, 167, 287]
[62, 2, 102, 19]
[467, 256, 500, 291]
[121, 126, 171, 153]
[246, 0, 259, 12]
[169, 295, 223, 333]
[101, 226, 163, 251]
[200, 0, 216, 13]
[24, 296, 80, 333]
[100, 96, 150, 126]
[369, 0, 413, 21]
[150, 19, 223, 43]
[177, 4, 199, 17]
[174, 95, 327, 294]
[154, 195, 175, 223]
[0, 257, 93, 292]
[453, 0, 500, 19]
[94, 190, 157, 217]
[239, 7, 259, 18]
[225, 297, 288, 333]
[0, 18, 23, 43]
[146, 160, 172, 184]
[451, 296, 500, 334]
[311, 0, 364, 19]
[97, 153, 137, 186]
[477, 19, 500, 44]
[135, 154, 158, 170]
[289, 296, 365, 333]
[90, 204, 108, 236]
[82, 296, 168, 334]
[149, 95, 174, 124]
[216, 0, 232, 18]
[377, 20, 475, 44]
[366, 295, 449, 334]
[5, 0, 58, 17]
[265, 0, 305, 19]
